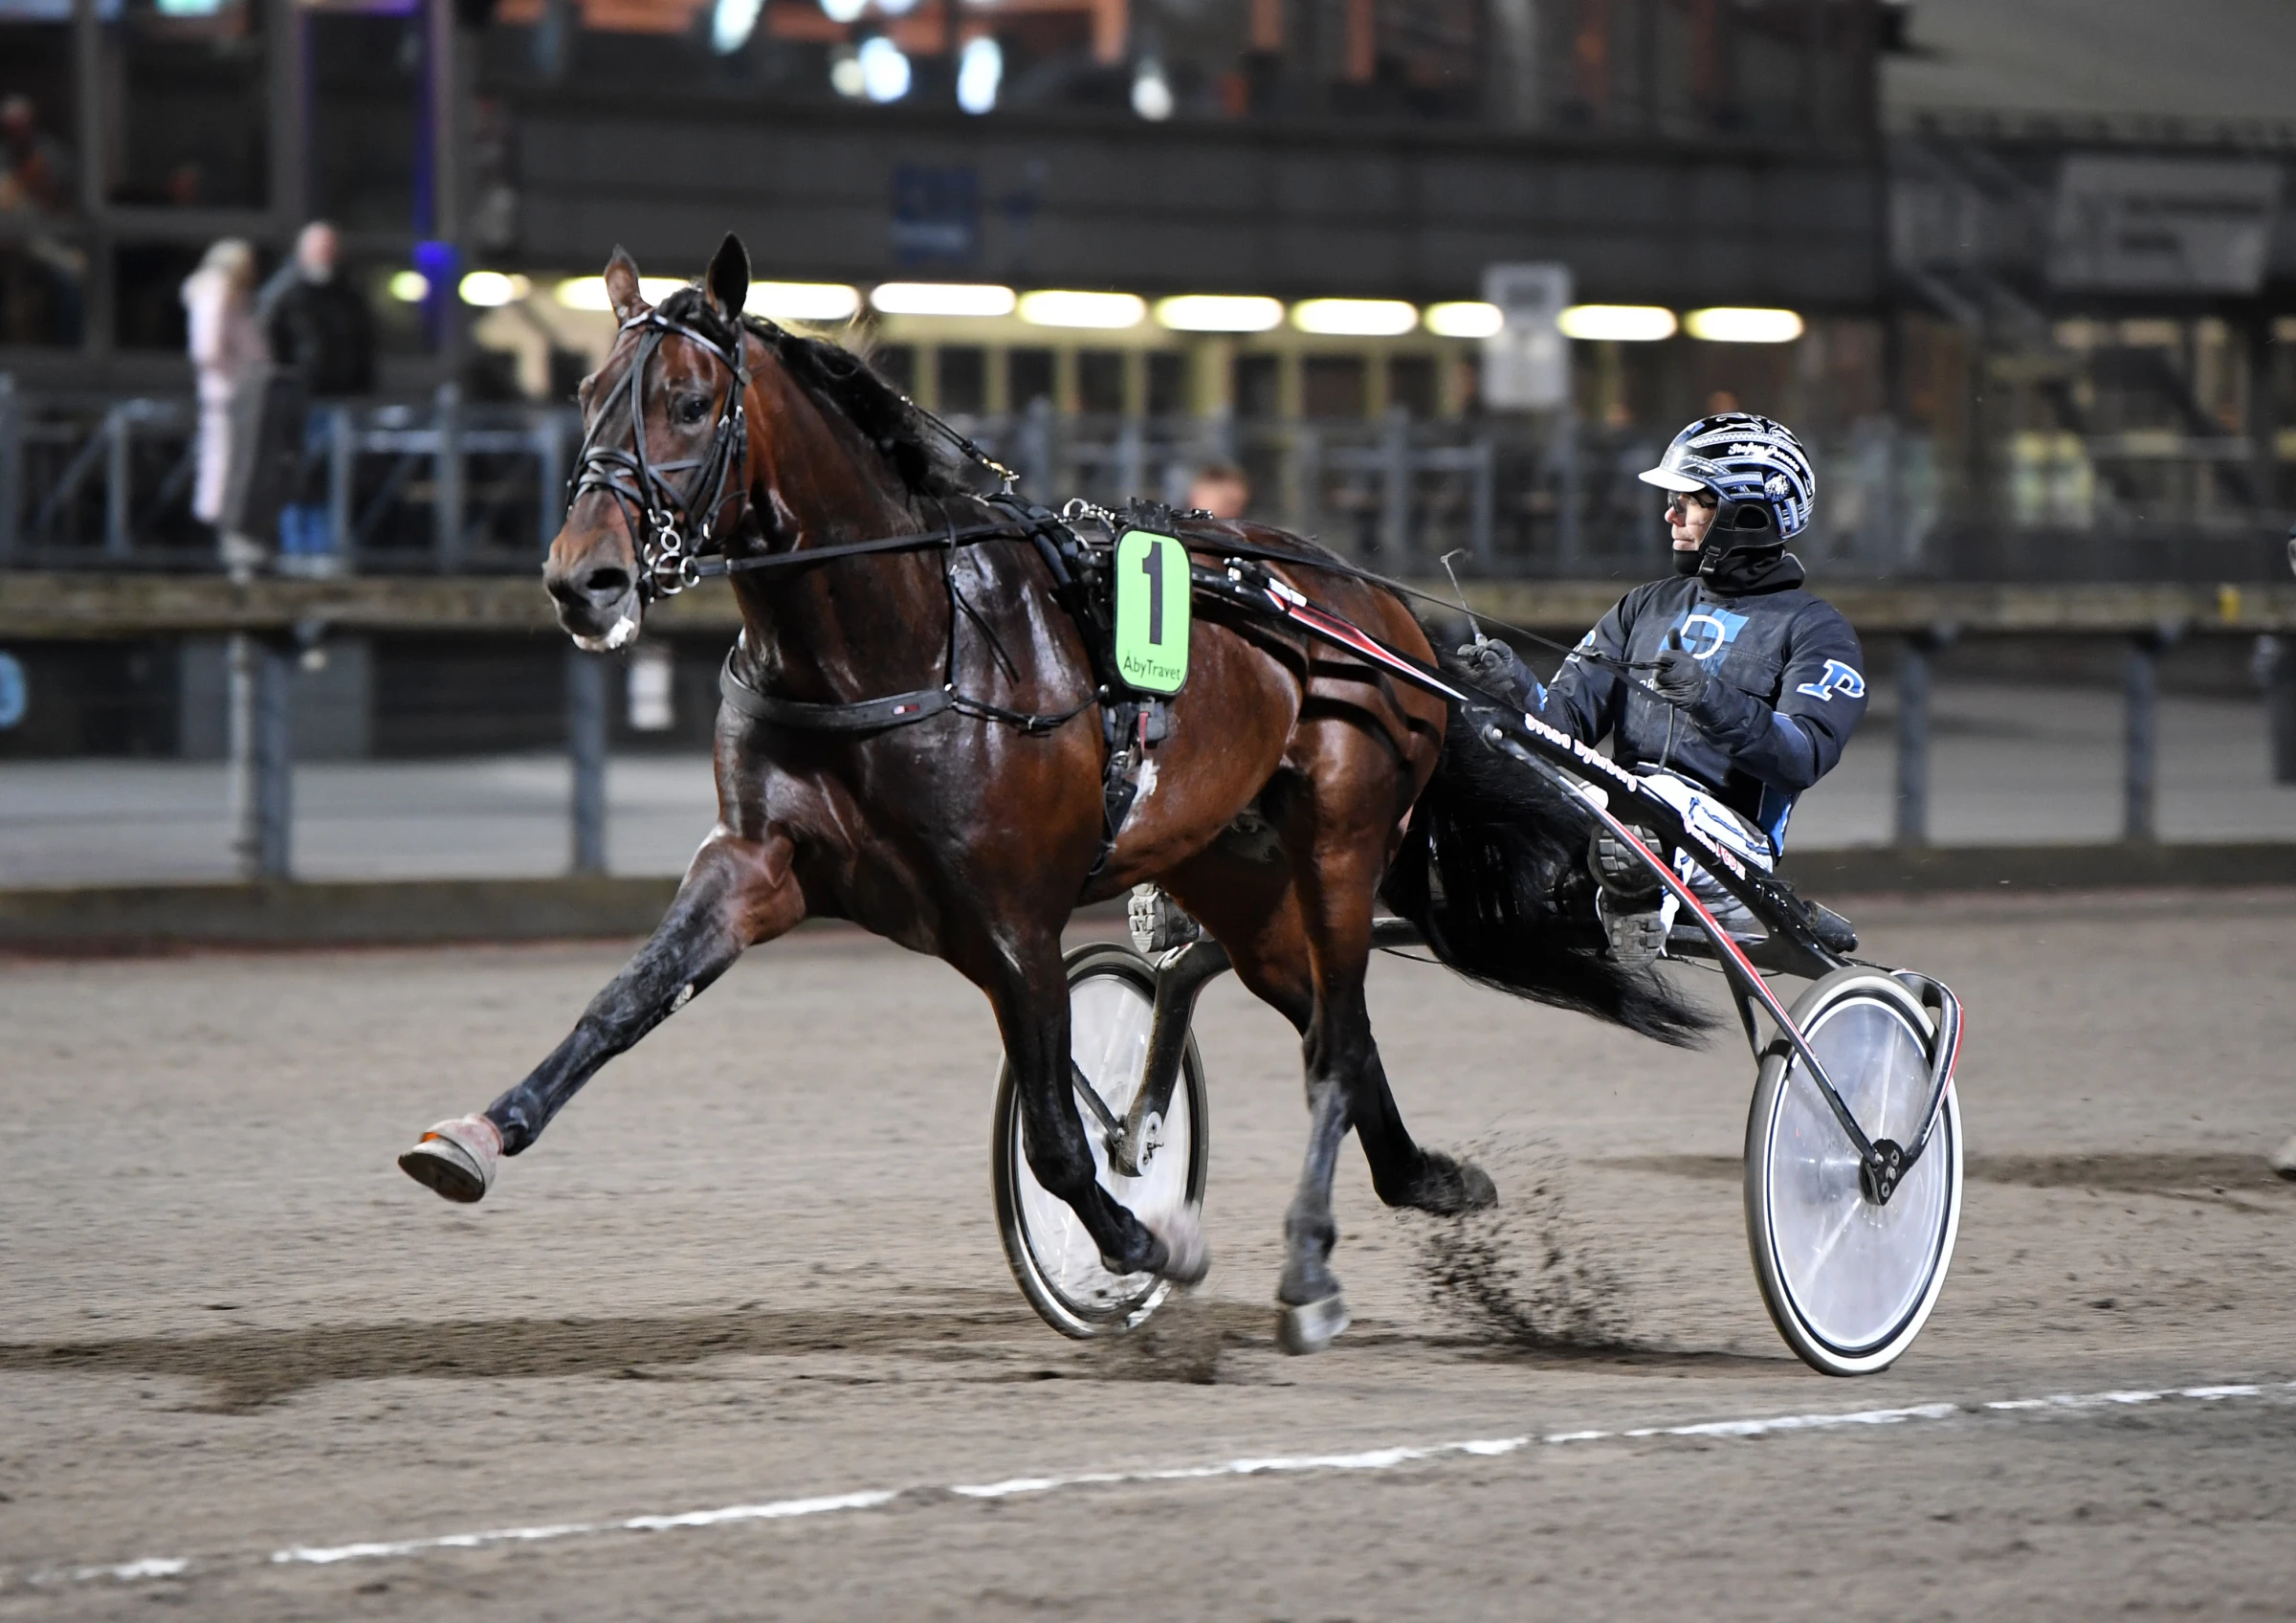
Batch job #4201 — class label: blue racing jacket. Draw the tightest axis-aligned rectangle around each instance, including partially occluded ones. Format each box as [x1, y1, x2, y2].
[1519, 552, 1867, 848]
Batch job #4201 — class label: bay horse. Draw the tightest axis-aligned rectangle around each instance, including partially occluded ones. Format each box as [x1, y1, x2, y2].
[398, 234, 1703, 1350]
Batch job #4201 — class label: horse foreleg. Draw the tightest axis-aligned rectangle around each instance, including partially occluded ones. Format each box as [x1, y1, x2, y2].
[982, 934, 1195, 1279]
[397, 827, 805, 1202]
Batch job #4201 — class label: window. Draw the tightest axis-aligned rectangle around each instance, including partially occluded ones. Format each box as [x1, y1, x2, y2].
[1304, 356, 1366, 418]
[938, 345, 985, 414]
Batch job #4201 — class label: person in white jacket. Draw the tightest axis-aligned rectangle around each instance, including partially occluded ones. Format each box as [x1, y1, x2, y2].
[180, 238, 263, 559]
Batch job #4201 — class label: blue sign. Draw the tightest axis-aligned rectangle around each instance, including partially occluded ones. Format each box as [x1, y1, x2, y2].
[0, 652, 25, 730]
[891, 164, 980, 263]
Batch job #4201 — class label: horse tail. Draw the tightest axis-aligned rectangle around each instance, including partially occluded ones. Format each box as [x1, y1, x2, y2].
[1379, 688, 1715, 1050]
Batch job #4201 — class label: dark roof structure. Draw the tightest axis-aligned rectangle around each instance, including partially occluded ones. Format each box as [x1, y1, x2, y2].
[1884, 0, 2296, 131]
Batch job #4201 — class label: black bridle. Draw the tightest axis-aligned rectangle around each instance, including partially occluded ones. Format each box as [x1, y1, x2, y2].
[570, 306, 754, 602]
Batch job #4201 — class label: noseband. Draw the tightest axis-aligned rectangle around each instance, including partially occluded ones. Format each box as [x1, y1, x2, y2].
[570, 306, 750, 601]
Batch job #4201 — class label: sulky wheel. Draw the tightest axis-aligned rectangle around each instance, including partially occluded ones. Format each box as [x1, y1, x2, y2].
[993, 942, 1210, 1338]
[1744, 967, 1963, 1376]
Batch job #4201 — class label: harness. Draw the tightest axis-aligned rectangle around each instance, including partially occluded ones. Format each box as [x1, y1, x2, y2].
[563, 306, 1955, 1189]
[571, 308, 754, 601]
[568, 302, 1678, 887]
[714, 495, 1103, 740]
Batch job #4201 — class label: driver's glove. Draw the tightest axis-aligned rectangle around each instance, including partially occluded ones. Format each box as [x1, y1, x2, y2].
[1454, 638, 1536, 708]
[1651, 629, 1710, 707]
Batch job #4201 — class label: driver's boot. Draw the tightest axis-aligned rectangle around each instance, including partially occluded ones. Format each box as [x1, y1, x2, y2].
[1588, 828, 1667, 966]
[1128, 884, 1203, 955]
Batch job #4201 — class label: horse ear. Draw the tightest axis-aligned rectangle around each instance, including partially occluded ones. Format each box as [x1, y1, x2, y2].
[706, 233, 749, 321]
[603, 247, 645, 322]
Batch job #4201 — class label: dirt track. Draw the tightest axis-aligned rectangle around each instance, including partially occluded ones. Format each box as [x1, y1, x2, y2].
[4, 889, 2295, 1620]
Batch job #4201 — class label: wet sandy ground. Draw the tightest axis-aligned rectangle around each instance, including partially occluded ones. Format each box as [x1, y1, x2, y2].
[2, 890, 2294, 1619]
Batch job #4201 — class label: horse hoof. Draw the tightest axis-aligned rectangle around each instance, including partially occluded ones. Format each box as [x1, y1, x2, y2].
[1147, 1206, 1211, 1286]
[1402, 1150, 1497, 1216]
[398, 1114, 501, 1204]
[1275, 1293, 1350, 1355]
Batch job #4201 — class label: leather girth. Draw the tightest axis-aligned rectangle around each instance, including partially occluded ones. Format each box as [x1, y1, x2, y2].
[718, 651, 951, 733]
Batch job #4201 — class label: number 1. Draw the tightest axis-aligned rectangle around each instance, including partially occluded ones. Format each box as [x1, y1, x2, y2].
[1141, 539, 1164, 645]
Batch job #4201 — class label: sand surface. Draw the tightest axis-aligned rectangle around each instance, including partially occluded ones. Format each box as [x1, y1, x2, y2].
[3, 889, 2293, 1619]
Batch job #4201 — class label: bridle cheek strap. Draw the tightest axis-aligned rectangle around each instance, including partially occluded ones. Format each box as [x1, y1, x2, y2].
[569, 308, 751, 602]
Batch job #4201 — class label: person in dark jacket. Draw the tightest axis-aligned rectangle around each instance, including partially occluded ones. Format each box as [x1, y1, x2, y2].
[261, 221, 374, 396]
[1461, 412, 1866, 960]
[258, 222, 375, 571]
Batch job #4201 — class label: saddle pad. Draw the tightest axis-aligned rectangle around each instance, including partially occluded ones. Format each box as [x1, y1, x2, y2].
[1113, 528, 1191, 696]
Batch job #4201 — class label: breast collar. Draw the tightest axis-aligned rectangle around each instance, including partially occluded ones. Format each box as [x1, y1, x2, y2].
[569, 306, 751, 602]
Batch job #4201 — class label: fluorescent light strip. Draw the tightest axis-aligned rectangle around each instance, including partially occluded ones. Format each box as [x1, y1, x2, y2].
[1155, 295, 1284, 333]
[1292, 299, 1419, 337]
[1556, 304, 1678, 342]
[1017, 290, 1145, 329]
[458, 272, 531, 308]
[1424, 300, 1503, 339]
[869, 282, 1017, 318]
[554, 277, 689, 312]
[748, 282, 860, 322]
[1684, 306, 1804, 344]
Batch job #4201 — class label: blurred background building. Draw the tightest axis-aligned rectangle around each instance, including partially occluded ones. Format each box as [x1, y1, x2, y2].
[0, 0, 2291, 846]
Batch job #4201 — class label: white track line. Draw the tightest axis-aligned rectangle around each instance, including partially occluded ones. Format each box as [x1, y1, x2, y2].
[16, 1378, 2291, 1590]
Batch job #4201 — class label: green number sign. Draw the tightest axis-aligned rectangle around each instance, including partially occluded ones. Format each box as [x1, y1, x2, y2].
[1113, 529, 1191, 695]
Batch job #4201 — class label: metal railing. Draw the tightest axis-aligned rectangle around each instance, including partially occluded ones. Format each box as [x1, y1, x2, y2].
[0, 377, 579, 575]
[5, 375, 2291, 583]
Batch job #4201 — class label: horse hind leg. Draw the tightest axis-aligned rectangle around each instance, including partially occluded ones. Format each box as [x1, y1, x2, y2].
[1278, 797, 1499, 1349]
[1160, 835, 1372, 1351]
[398, 828, 806, 1202]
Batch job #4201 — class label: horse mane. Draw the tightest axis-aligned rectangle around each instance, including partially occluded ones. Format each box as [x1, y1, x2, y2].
[651, 284, 971, 501]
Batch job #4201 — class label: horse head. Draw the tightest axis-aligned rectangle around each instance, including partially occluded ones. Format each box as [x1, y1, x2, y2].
[545, 234, 756, 651]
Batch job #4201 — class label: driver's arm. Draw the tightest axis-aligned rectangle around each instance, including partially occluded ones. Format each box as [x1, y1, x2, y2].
[1536, 593, 1637, 745]
[1688, 605, 1867, 792]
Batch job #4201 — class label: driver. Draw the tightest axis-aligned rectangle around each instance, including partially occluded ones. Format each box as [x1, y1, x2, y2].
[1461, 412, 1866, 961]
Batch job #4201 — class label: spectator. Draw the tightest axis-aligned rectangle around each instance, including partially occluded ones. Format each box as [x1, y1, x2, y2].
[180, 238, 264, 549]
[0, 94, 75, 215]
[259, 221, 376, 573]
[1186, 460, 1250, 520]
[0, 94, 85, 346]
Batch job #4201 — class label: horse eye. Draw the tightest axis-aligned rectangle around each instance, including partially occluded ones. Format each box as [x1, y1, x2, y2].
[673, 393, 708, 425]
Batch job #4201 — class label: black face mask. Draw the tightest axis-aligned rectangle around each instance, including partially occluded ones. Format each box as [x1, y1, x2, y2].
[1701, 545, 1804, 595]
[1671, 545, 1704, 577]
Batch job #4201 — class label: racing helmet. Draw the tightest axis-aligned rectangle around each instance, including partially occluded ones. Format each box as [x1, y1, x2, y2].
[1637, 413, 1816, 554]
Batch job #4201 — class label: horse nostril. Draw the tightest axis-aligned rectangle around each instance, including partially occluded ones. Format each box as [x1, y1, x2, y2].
[581, 567, 631, 600]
